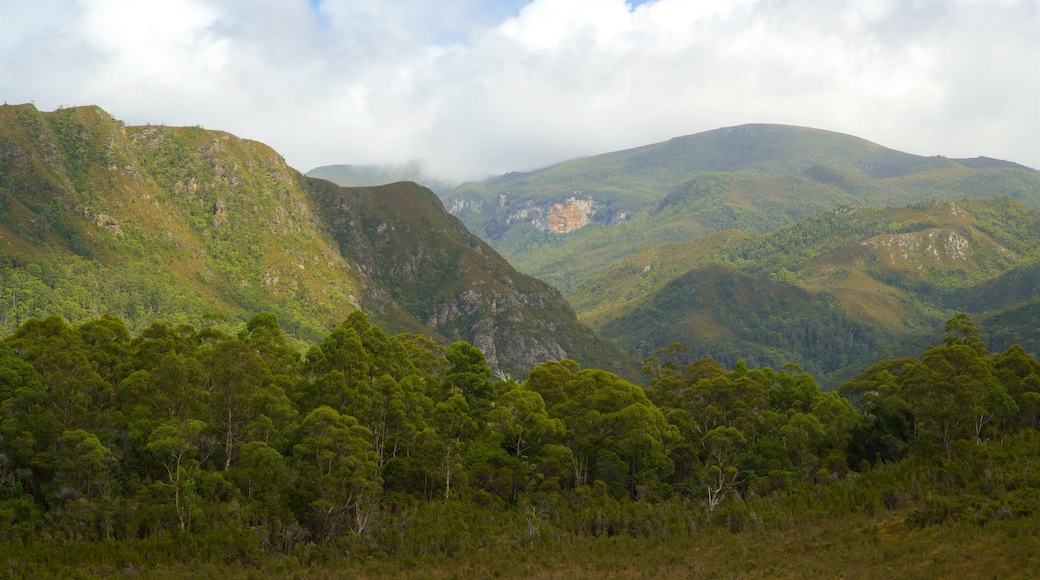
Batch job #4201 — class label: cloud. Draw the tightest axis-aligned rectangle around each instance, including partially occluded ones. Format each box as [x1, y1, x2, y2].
[1, 0, 1037, 180]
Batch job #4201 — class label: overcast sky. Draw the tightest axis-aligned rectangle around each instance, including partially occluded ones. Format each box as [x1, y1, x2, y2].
[2, 0, 1038, 180]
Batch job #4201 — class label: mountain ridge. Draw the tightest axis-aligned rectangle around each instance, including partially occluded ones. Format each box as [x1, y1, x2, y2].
[0, 103, 634, 378]
[445, 123, 1040, 293]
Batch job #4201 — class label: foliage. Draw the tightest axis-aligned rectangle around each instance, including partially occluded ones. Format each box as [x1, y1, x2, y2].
[0, 312, 1037, 576]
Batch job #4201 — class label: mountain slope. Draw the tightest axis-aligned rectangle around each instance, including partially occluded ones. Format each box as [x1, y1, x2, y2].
[446, 124, 1040, 292]
[0, 104, 632, 377]
[577, 198, 1040, 386]
[0, 104, 357, 341]
[307, 179, 636, 376]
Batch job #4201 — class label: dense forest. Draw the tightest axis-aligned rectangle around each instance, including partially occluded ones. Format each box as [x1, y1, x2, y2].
[1, 311, 1038, 576]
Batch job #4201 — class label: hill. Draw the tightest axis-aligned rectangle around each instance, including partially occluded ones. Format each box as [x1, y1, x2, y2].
[574, 198, 1040, 386]
[445, 124, 1040, 292]
[0, 104, 633, 377]
[305, 161, 457, 196]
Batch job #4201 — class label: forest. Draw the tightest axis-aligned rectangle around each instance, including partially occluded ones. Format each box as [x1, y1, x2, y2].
[1, 310, 1039, 577]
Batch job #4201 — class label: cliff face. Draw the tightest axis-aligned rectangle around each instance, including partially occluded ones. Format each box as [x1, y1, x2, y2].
[306, 180, 633, 377]
[507, 196, 599, 234]
[448, 193, 601, 236]
[546, 197, 595, 233]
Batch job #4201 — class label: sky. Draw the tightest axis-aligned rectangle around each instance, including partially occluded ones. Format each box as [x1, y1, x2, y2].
[2, 0, 1038, 181]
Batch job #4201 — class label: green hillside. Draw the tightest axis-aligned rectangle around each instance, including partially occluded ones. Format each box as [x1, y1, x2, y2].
[446, 124, 1040, 292]
[0, 104, 356, 342]
[577, 198, 1040, 386]
[0, 104, 632, 378]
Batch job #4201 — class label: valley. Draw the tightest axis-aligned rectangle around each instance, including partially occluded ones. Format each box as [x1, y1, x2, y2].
[314, 124, 1040, 387]
[1, 104, 1039, 578]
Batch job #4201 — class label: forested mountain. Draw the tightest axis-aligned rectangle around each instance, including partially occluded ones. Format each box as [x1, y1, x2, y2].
[445, 124, 1040, 292]
[573, 198, 1040, 386]
[0, 104, 631, 377]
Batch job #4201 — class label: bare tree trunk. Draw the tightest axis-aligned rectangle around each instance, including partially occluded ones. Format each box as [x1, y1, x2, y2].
[224, 411, 234, 470]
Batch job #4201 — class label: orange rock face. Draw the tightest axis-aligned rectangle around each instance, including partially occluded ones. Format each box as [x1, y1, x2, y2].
[546, 198, 593, 233]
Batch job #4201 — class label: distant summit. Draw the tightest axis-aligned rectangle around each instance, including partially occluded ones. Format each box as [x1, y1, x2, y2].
[445, 123, 1040, 293]
[306, 161, 459, 196]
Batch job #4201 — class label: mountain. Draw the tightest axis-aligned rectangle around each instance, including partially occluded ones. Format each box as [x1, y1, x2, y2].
[445, 124, 1040, 292]
[305, 161, 458, 196]
[307, 179, 633, 376]
[571, 197, 1040, 386]
[0, 104, 634, 378]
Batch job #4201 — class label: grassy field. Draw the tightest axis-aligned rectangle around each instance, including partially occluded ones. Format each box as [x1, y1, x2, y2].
[6, 511, 1037, 579]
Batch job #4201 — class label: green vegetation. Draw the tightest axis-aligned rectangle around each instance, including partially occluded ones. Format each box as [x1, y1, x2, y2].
[574, 197, 1040, 388]
[0, 103, 361, 343]
[3, 106, 1039, 574]
[447, 124, 1040, 292]
[0, 103, 631, 378]
[0, 312, 1038, 576]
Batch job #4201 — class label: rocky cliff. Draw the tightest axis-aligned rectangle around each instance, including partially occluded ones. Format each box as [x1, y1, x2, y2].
[306, 180, 635, 377]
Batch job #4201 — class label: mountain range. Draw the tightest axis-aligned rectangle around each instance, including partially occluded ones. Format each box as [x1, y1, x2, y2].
[305, 161, 457, 196]
[441, 124, 1040, 386]
[0, 104, 633, 378]
[445, 123, 1039, 293]
[2, 105, 1037, 386]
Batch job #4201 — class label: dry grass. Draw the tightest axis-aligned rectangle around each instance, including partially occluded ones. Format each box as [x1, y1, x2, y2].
[28, 513, 1036, 579]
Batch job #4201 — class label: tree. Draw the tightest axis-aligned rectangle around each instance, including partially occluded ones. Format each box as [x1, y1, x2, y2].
[76, 316, 131, 385]
[394, 333, 448, 393]
[243, 313, 300, 379]
[976, 388, 1018, 442]
[146, 419, 208, 529]
[54, 429, 116, 498]
[913, 342, 1000, 459]
[541, 366, 678, 497]
[233, 440, 292, 524]
[430, 393, 477, 499]
[943, 312, 987, 355]
[0, 340, 38, 405]
[491, 385, 563, 463]
[206, 340, 272, 470]
[700, 426, 747, 516]
[292, 406, 380, 541]
[445, 342, 493, 410]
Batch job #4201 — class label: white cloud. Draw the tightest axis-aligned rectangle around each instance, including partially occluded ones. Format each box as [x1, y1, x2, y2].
[1, 0, 1037, 180]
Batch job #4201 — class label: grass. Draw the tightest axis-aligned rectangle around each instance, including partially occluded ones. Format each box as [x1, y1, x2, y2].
[6, 512, 1038, 578]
